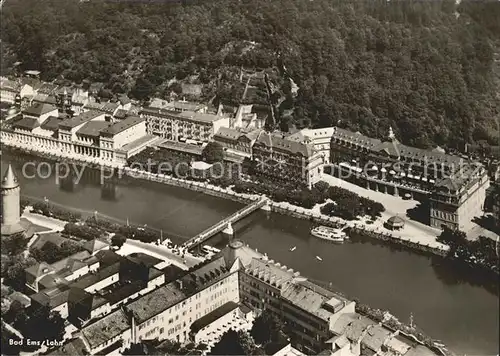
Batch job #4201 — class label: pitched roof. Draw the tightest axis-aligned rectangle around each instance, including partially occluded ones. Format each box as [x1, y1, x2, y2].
[124, 283, 186, 324]
[40, 116, 63, 132]
[76, 121, 111, 137]
[214, 127, 245, 141]
[25, 262, 53, 278]
[126, 253, 162, 268]
[59, 110, 103, 129]
[190, 301, 239, 333]
[30, 232, 68, 250]
[99, 115, 144, 136]
[22, 103, 57, 117]
[84, 101, 119, 114]
[46, 337, 87, 356]
[32, 93, 57, 105]
[113, 109, 129, 120]
[255, 131, 315, 157]
[2, 164, 19, 189]
[83, 239, 109, 254]
[81, 309, 131, 349]
[13, 117, 40, 130]
[119, 96, 131, 105]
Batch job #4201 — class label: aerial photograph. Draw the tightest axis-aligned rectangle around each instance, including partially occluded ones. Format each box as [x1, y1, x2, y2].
[0, 0, 499, 355]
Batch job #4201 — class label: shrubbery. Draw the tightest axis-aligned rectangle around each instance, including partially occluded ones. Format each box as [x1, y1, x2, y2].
[233, 179, 385, 219]
[30, 240, 84, 264]
[438, 228, 499, 274]
[22, 197, 81, 222]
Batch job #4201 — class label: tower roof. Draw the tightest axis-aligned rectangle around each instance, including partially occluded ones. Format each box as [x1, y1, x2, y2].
[2, 164, 19, 189]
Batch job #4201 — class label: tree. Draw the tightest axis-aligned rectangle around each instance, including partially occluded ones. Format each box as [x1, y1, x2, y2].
[202, 142, 224, 164]
[1, 233, 28, 255]
[4, 256, 37, 291]
[122, 343, 148, 355]
[15, 306, 65, 348]
[131, 77, 154, 101]
[437, 227, 467, 245]
[209, 329, 257, 355]
[111, 233, 127, 248]
[250, 311, 288, 346]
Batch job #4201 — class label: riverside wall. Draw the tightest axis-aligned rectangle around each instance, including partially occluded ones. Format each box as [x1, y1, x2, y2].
[3, 146, 449, 258]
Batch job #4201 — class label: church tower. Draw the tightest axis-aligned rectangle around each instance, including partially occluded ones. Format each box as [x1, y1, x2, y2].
[1, 164, 24, 236]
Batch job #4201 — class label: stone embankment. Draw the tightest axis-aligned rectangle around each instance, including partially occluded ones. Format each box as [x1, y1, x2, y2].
[121, 167, 450, 257]
[4, 146, 449, 257]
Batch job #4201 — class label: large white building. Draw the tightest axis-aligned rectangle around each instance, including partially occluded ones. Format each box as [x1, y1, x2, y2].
[1, 104, 155, 166]
[47, 241, 439, 356]
[288, 127, 336, 163]
[141, 107, 230, 144]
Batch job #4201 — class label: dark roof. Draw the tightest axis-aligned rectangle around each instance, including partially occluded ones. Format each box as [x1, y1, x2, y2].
[30, 232, 68, 250]
[22, 103, 57, 117]
[77, 121, 111, 137]
[81, 309, 130, 349]
[114, 109, 129, 119]
[255, 131, 315, 157]
[38, 83, 60, 95]
[72, 262, 121, 290]
[332, 127, 463, 166]
[190, 301, 239, 333]
[100, 281, 143, 305]
[124, 283, 186, 324]
[119, 96, 131, 105]
[46, 337, 87, 356]
[83, 239, 109, 254]
[127, 253, 162, 268]
[95, 250, 123, 266]
[13, 117, 39, 130]
[162, 264, 186, 283]
[59, 110, 104, 130]
[40, 116, 63, 131]
[99, 115, 144, 136]
[30, 285, 72, 308]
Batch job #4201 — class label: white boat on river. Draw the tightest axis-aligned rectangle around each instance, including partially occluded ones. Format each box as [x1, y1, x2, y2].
[311, 225, 348, 243]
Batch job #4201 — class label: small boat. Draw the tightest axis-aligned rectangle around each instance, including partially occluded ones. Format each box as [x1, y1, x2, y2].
[316, 256, 323, 261]
[290, 246, 297, 252]
[311, 225, 348, 243]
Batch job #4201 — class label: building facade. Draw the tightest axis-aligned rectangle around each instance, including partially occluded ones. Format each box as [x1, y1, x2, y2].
[1, 106, 151, 166]
[48, 240, 440, 356]
[252, 131, 324, 189]
[213, 127, 262, 157]
[330, 127, 490, 230]
[288, 127, 336, 163]
[141, 108, 230, 143]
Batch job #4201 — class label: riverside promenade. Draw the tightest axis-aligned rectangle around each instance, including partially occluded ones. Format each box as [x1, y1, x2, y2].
[4, 144, 449, 255]
[120, 166, 449, 255]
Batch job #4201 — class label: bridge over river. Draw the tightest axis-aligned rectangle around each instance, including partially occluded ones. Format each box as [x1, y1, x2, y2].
[181, 197, 269, 250]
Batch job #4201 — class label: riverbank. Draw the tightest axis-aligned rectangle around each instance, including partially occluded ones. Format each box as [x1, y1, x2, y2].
[120, 165, 450, 256]
[0, 146, 472, 259]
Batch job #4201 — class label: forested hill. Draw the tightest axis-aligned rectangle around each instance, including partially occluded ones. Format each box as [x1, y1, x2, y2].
[1, 0, 499, 149]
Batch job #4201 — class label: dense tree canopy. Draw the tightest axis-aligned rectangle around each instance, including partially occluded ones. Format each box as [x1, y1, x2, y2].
[202, 142, 224, 164]
[1, 0, 499, 148]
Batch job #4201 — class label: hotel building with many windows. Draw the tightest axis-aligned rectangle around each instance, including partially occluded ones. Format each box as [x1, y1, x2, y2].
[48, 240, 439, 356]
[141, 107, 230, 143]
[252, 131, 325, 189]
[329, 126, 490, 231]
[1, 103, 156, 166]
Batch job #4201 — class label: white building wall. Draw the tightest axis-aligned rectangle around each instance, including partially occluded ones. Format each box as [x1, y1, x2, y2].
[135, 272, 240, 344]
[84, 273, 119, 293]
[53, 302, 69, 319]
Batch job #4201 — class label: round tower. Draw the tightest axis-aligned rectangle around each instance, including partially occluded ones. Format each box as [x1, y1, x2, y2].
[1, 164, 24, 236]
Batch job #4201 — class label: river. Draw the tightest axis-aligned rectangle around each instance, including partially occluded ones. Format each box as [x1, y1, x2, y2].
[1, 151, 498, 355]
